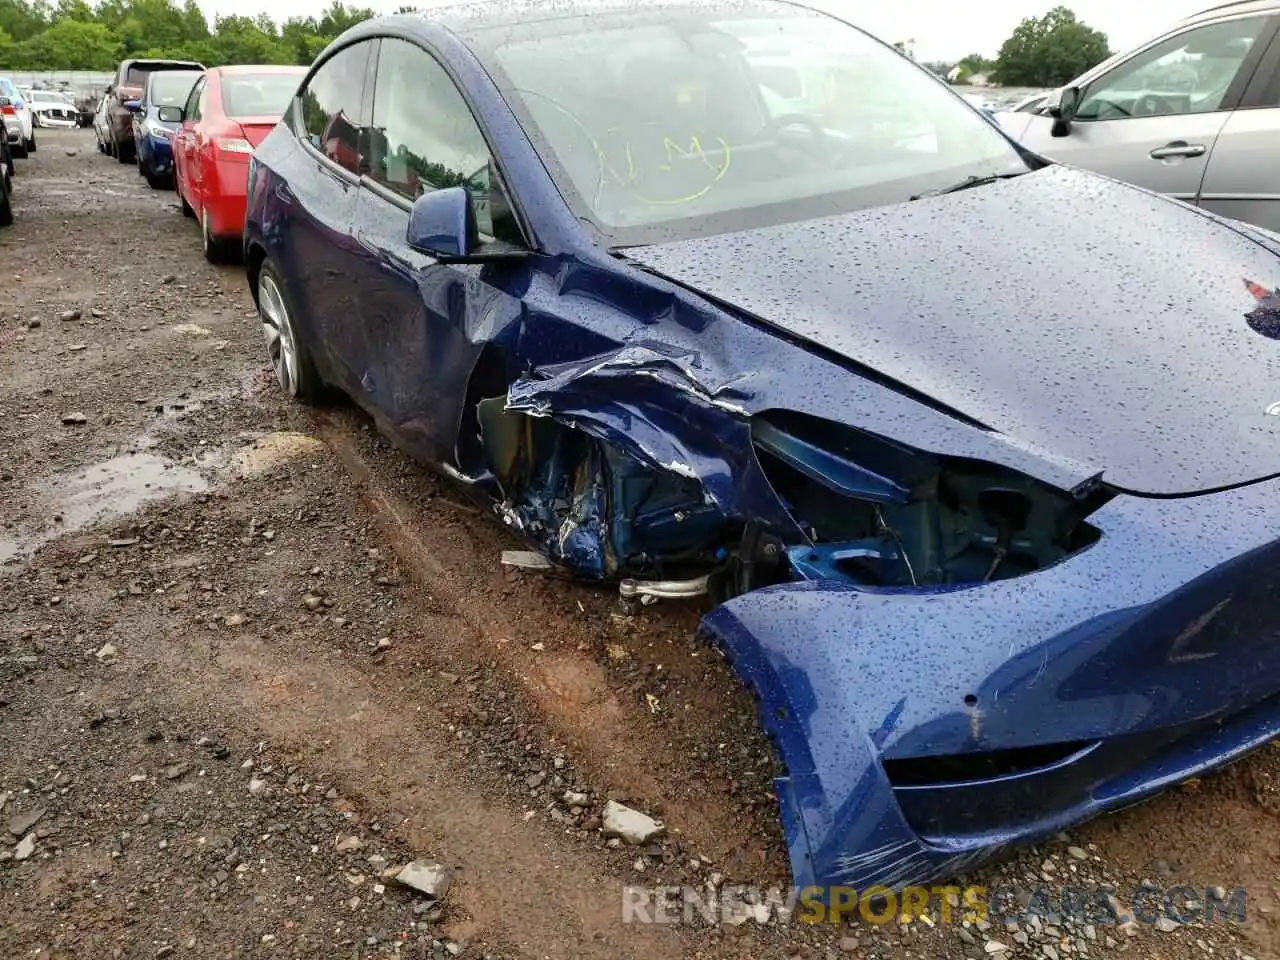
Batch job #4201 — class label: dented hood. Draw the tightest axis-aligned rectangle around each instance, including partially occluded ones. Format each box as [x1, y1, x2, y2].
[627, 166, 1280, 496]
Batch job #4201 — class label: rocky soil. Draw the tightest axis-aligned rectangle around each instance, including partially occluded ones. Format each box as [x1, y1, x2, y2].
[1, 129, 1278, 959]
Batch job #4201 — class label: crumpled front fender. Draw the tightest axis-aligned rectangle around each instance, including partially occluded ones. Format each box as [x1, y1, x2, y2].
[505, 340, 795, 530]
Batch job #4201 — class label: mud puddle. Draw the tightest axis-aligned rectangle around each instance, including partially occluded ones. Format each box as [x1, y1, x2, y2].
[0, 430, 326, 566]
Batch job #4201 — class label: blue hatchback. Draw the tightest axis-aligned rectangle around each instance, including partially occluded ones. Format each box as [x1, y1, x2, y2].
[245, 0, 1280, 894]
[130, 70, 201, 188]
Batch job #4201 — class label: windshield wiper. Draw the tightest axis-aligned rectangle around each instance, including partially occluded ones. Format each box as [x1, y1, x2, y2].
[910, 171, 1028, 201]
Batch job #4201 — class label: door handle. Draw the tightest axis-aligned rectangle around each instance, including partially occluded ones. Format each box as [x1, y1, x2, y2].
[1149, 141, 1206, 160]
[274, 182, 294, 205]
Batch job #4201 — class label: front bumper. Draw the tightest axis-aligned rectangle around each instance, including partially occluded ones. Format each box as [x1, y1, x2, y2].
[140, 132, 174, 172]
[699, 471, 1280, 890]
[34, 112, 76, 128]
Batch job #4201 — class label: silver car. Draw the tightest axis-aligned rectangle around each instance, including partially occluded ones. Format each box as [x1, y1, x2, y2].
[996, 0, 1280, 232]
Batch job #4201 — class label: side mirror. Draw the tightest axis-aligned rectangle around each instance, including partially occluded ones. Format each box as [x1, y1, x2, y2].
[156, 105, 183, 124]
[406, 186, 479, 260]
[124, 99, 141, 113]
[1045, 86, 1080, 137]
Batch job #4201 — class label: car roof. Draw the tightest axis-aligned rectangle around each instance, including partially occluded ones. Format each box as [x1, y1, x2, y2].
[121, 58, 204, 70]
[1185, 0, 1280, 23]
[381, 0, 814, 36]
[208, 64, 306, 74]
[146, 70, 201, 83]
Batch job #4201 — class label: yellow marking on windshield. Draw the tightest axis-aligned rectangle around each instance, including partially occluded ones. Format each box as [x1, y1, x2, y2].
[599, 131, 732, 205]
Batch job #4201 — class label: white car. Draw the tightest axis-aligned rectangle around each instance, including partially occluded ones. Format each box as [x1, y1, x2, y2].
[0, 77, 35, 156]
[27, 89, 78, 128]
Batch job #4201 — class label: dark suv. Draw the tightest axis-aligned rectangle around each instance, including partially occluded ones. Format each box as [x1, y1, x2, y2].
[107, 58, 204, 162]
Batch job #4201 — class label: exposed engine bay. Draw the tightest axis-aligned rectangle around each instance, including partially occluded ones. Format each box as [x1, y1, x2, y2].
[479, 398, 1111, 597]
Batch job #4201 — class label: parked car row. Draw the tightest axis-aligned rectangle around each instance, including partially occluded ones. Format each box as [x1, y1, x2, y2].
[91, 58, 306, 262]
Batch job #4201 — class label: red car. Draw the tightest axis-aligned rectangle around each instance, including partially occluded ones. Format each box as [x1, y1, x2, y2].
[174, 65, 305, 262]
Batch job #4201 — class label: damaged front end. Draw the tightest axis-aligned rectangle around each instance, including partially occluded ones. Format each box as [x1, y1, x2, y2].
[467, 341, 1280, 895]
[479, 342, 1111, 600]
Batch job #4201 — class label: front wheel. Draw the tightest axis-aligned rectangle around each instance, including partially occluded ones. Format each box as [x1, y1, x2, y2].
[256, 260, 325, 404]
[26, 133, 35, 154]
[145, 170, 167, 190]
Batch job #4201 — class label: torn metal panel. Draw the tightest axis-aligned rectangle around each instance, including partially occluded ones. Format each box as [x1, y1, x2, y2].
[504, 341, 796, 533]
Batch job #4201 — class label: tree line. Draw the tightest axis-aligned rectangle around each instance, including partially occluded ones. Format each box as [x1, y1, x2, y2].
[0, 0, 415, 70]
[925, 6, 1111, 88]
[0, 0, 1111, 88]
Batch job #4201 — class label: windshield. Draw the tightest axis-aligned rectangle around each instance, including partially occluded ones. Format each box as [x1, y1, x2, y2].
[221, 72, 304, 118]
[0, 79, 15, 99]
[149, 73, 199, 107]
[467, 1, 1029, 245]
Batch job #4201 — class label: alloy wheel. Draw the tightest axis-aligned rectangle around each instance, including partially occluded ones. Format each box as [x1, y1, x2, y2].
[257, 273, 299, 396]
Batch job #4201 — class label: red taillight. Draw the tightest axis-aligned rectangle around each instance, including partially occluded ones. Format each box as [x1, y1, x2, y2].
[0, 105, 13, 116]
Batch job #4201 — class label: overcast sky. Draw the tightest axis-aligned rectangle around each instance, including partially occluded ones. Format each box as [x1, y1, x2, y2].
[196, 0, 1209, 62]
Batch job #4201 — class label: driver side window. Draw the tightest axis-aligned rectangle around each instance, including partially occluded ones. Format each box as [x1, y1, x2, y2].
[1077, 16, 1270, 121]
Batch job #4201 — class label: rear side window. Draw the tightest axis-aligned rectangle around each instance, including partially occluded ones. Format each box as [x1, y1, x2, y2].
[222, 73, 303, 119]
[297, 41, 374, 174]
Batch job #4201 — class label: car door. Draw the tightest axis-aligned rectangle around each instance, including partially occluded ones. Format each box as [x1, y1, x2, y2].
[349, 36, 529, 468]
[1199, 23, 1280, 231]
[176, 76, 206, 208]
[1018, 13, 1277, 204]
[188, 78, 213, 215]
[277, 39, 377, 397]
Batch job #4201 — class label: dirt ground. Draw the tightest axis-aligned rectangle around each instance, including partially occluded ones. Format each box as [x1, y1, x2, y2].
[1, 129, 1279, 960]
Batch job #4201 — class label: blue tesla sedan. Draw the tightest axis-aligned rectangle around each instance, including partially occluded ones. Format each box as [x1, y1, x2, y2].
[244, 0, 1280, 893]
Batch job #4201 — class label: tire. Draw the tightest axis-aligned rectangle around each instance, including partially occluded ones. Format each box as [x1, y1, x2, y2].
[0, 173, 13, 228]
[115, 137, 131, 164]
[144, 170, 167, 190]
[256, 260, 324, 404]
[177, 178, 195, 218]
[201, 208, 234, 264]
[11, 141, 26, 160]
[26, 133, 35, 154]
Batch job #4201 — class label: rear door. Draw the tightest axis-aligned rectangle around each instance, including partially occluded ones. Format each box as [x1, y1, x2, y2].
[1018, 13, 1278, 203]
[1200, 23, 1280, 231]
